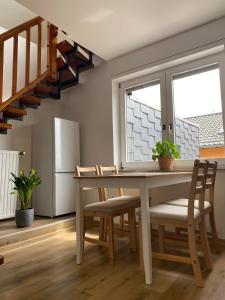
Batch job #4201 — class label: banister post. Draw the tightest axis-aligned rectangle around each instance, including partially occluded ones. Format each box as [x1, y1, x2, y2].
[12, 36, 18, 95]
[0, 42, 4, 103]
[37, 22, 42, 77]
[48, 23, 58, 80]
[25, 28, 31, 85]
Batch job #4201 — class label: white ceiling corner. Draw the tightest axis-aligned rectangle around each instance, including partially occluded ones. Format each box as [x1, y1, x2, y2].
[0, 0, 36, 31]
[15, 0, 225, 60]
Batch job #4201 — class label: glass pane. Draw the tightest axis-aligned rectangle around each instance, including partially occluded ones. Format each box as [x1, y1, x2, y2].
[126, 81, 161, 162]
[173, 66, 223, 159]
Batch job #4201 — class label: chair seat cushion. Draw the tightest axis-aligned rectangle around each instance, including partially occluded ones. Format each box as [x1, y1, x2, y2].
[84, 198, 138, 213]
[150, 204, 201, 221]
[137, 204, 200, 222]
[107, 195, 140, 207]
[165, 198, 212, 210]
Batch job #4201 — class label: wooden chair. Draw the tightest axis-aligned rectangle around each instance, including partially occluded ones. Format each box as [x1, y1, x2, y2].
[75, 165, 137, 264]
[98, 165, 141, 232]
[165, 161, 220, 252]
[138, 160, 211, 287]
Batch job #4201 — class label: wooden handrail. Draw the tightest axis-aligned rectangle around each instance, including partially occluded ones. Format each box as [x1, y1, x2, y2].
[0, 15, 59, 111]
[0, 16, 43, 42]
[0, 16, 46, 106]
[0, 71, 48, 111]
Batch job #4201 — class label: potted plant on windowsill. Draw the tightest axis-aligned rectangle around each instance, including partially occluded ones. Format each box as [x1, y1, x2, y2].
[152, 140, 180, 171]
[11, 169, 41, 228]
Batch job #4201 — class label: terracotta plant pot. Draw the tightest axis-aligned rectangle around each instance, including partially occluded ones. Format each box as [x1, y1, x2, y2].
[158, 156, 174, 171]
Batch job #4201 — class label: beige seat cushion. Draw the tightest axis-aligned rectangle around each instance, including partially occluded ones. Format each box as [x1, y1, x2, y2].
[107, 195, 140, 207]
[84, 198, 138, 213]
[137, 204, 200, 222]
[165, 198, 211, 210]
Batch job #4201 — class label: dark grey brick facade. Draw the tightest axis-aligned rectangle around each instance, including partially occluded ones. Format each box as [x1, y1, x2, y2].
[127, 97, 199, 161]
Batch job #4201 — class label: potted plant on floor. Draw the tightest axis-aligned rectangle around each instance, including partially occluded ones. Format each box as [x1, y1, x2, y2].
[152, 140, 180, 171]
[11, 168, 41, 228]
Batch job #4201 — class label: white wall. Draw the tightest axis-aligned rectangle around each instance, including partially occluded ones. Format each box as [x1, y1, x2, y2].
[60, 17, 225, 238]
[61, 57, 113, 166]
[110, 17, 225, 77]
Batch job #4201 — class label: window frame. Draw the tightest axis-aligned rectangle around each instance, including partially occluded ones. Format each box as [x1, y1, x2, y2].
[119, 52, 225, 170]
[120, 71, 167, 170]
[165, 53, 225, 146]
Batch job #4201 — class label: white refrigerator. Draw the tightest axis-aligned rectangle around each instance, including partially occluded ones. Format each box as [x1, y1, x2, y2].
[32, 117, 80, 217]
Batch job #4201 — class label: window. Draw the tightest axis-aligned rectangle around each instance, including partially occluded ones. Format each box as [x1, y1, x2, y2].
[120, 53, 225, 168]
[172, 66, 222, 159]
[126, 81, 161, 162]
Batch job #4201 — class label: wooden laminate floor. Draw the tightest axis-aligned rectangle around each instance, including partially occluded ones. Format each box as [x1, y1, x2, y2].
[0, 229, 225, 300]
[0, 215, 75, 237]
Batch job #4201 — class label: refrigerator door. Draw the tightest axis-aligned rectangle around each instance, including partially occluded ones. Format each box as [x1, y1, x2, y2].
[54, 118, 80, 173]
[53, 173, 77, 216]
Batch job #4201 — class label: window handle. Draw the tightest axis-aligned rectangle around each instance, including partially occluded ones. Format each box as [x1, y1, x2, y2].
[162, 124, 166, 130]
[169, 123, 173, 134]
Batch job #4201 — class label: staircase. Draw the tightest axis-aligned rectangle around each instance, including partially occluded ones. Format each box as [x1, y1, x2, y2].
[0, 17, 94, 134]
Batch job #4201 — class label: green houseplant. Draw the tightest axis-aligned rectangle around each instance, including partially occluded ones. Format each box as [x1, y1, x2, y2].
[11, 168, 41, 228]
[152, 140, 180, 171]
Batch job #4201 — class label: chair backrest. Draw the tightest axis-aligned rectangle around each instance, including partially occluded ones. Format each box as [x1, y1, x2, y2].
[188, 160, 208, 220]
[98, 165, 123, 201]
[75, 166, 99, 177]
[75, 166, 102, 199]
[205, 161, 217, 204]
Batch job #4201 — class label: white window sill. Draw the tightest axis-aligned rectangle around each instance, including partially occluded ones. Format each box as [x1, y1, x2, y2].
[121, 158, 225, 171]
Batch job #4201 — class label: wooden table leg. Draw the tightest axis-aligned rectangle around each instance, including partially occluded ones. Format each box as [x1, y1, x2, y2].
[140, 182, 152, 284]
[76, 182, 84, 264]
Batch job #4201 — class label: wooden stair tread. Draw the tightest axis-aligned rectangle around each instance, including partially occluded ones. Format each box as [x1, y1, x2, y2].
[46, 77, 59, 85]
[60, 68, 76, 82]
[20, 95, 41, 106]
[0, 122, 12, 129]
[79, 63, 94, 73]
[34, 83, 59, 99]
[34, 83, 57, 94]
[57, 57, 67, 70]
[4, 106, 27, 117]
[57, 40, 90, 64]
[60, 80, 78, 90]
[66, 56, 90, 72]
[73, 50, 89, 63]
[0, 255, 4, 265]
[57, 40, 74, 55]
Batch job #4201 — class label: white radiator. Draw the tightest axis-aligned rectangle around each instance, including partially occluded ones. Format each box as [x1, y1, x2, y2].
[0, 151, 19, 219]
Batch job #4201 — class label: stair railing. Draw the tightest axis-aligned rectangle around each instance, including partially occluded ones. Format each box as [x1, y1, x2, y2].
[0, 16, 58, 111]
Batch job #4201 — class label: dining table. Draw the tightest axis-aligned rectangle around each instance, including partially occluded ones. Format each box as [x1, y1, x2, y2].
[74, 171, 192, 285]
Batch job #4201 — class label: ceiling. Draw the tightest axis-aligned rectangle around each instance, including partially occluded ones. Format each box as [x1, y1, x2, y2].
[0, 0, 36, 31]
[14, 0, 225, 60]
